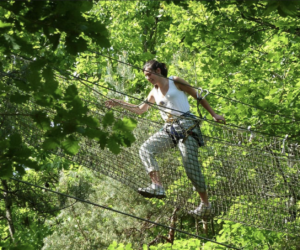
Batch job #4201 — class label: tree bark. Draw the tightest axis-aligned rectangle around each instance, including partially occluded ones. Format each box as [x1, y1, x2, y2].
[2, 180, 15, 241]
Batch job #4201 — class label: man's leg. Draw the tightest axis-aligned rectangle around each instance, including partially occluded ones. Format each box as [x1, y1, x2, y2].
[149, 171, 162, 186]
[138, 130, 175, 198]
[178, 136, 208, 202]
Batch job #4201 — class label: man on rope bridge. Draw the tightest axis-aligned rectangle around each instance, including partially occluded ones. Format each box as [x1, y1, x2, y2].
[105, 60, 225, 217]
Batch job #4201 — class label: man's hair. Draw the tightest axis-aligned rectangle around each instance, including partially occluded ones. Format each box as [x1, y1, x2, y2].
[143, 60, 168, 77]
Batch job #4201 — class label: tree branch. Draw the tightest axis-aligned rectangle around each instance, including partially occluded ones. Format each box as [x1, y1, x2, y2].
[241, 13, 300, 36]
[0, 113, 32, 117]
[71, 206, 89, 242]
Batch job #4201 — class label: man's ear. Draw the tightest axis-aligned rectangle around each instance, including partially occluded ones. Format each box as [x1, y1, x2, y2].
[156, 68, 161, 75]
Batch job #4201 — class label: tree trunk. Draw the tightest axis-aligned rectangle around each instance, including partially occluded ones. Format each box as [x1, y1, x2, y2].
[2, 180, 15, 242]
[142, 0, 160, 54]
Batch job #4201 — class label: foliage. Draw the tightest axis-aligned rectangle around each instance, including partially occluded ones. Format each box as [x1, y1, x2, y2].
[0, 162, 64, 249]
[203, 220, 297, 250]
[42, 169, 164, 250]
[0, 0, 130, 180]
[107, 239, 202, 250]
[1, 0, 300, 249]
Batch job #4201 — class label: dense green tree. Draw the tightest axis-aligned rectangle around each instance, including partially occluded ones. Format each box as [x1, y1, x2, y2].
[42, 168, 165, 249]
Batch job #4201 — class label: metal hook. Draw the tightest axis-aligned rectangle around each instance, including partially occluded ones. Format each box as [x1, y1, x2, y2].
[202, 89, 210, 99]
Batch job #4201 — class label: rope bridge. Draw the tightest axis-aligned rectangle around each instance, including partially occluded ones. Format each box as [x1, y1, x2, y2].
[1, 84, 299, 237]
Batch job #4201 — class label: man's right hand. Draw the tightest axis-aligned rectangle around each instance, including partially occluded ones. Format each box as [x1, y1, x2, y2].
[105, 99, 119, 108]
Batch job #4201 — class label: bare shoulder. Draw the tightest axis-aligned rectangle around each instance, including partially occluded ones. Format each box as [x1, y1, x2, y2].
[147, 87, 156, 103]
[172, 76, 190, 91]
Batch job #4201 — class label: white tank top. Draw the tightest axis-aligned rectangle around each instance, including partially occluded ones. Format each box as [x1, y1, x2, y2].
[152, 76, 190, 121]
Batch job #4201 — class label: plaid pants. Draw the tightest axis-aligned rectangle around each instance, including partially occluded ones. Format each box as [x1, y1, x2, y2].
[139, 116, 206, 193]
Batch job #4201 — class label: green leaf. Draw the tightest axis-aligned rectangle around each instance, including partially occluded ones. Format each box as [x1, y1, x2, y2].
[15, 148, 32, 158]
[277, 7, 288, 17]
[32, 111, 51, 131]
[4, 34, 20, 50]
[42, 137, 60, 150]
[0, 139, 9, 150]
[67, 97, 87, 115]
[27, 69, 42, 90]
[62, 122, 77, 135]
[121, 117, 137, 132]
[0, 20, 11, 28]
[15, 164, 26, 175]
[65, 85, 78, 100]
[0, 164, 13, 179]
[22, 159, 40, 170]
[9, 133, 22, 147]
[9, 245, 34, 250]
[81, 1, 93, 12]
[278, 1, 298, 16]
[81, 116, 100, 128]
[14, 79, 30, 91]
[42, 67, 58, 94]
[107, 137, 120, 154]
[35, 96, 53, 107]
[111, 118, 136, 147]
[65, 36, 88, 55]
[125, 243, 133, 250]
[10, 92, 30, 104]
[102, 111, 114, 128]
[263, 1, 278, 16]
[123, 133, 135, 147]
[244, 0, 259, 6]
[29, 59, 47, 72]
[61, 136, 80, 155]
[84, 128, 107, 146]
[48, 33, 61, 50]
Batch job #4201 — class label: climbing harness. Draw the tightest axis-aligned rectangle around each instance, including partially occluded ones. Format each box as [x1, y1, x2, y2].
[163, 87, 209, 147]
[164, 112, 205, 147]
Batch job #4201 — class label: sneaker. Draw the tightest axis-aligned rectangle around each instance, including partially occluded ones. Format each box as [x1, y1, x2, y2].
[189, 202, 212, 217]
[138, 183, 166, 199]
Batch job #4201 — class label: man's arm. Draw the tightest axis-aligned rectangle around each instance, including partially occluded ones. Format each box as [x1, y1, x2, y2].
[173, 76, 226, 123]
[105, 90, 155, 115]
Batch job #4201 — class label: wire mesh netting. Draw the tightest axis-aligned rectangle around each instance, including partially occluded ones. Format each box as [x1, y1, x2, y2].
[1, 86, 300, 237]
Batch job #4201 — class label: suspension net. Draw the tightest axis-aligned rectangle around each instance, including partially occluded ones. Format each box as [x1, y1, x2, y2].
[1, 78, 300, 238]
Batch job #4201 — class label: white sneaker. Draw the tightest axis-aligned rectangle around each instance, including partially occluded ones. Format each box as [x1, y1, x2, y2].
[189, 202, 212, 217]
[138, 183, 166, 199]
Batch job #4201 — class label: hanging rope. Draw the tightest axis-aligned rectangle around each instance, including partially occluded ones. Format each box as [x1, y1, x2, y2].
[60, 70, 299, 143]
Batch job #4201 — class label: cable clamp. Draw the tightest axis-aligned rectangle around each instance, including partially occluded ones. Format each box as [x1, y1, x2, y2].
[197, 87, 209, 100]
[281, 134, 288, 154]
[197, 87, 203, 101]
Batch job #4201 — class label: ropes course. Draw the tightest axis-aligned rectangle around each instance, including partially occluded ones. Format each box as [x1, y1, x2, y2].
[1, 0, 300, 248]
[2, 69, 300, 237]
[1, 52, 300, 250]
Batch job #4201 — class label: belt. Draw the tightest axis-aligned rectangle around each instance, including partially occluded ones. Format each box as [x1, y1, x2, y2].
[164, 112, 201, 144]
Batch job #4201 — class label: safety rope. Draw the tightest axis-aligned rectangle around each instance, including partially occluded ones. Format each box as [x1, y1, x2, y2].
[91, 51, 300, 122]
